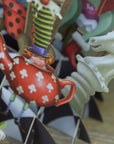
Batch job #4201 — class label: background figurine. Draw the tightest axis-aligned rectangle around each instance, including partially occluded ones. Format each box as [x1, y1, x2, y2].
[57, 0, 114, 70]
[0, 122, 7, 141]
[61, 30, 114, 116]
[2, 0, 27, 40]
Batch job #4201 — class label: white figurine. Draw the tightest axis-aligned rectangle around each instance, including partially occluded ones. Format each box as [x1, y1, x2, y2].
[62, 31, 114, 115]
[0, 129, 6, 141]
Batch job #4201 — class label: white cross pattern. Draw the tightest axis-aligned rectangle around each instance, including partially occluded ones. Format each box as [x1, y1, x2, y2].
[3, 43, 6, 50]
[0, 52, 5, 59]
[0, 63, 5, 70]
[13, 58, 19, 65]
[36, 72, 44, 82]
[42, 95, 49, 103]
[3, 43, 6, 47]
[17, 86, 24, 95]
[20, 69, 28, 79]
[52, 74, 56, 83]
[28, 84, 36, 93]
[10, 71, 16, 80]
[47, 83, 54, 93]
[55, 95, 59, 102]
[8, 63, 13, 70]
[25, 58, 30, 65]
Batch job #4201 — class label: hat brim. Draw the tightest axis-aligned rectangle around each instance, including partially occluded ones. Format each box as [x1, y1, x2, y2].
[27, 47, 49, 58]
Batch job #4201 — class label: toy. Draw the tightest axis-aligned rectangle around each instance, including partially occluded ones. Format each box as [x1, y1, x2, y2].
[62, 31, 114, 115]
[0, 32, 76, 117]
[0, 0, 76, 125]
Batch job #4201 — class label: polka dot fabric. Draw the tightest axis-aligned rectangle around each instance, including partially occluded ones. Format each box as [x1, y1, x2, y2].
[2, 0, 27, 40]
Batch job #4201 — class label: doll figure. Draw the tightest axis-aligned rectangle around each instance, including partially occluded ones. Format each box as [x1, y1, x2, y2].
[0, 0, 60, 122]
[0, 0, 76, 129]
[24, 44, 54, 69]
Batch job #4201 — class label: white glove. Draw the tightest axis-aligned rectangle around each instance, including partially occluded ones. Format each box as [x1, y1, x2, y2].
[89, 31, 114, 54]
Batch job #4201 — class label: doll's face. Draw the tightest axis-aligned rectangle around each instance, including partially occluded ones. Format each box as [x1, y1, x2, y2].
[31, 54, 46, 67]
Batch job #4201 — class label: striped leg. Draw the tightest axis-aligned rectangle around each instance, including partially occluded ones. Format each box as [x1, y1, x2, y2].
[0, 93, 16, 115]
[32, 3, 54, 49]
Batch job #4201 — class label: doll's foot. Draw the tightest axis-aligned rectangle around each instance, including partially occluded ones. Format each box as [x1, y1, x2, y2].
[0, 111, 9, 116]
[14, 119, 25, 133]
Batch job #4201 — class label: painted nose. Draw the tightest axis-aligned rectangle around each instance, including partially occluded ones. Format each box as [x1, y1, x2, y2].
[40, 0, 49, 5]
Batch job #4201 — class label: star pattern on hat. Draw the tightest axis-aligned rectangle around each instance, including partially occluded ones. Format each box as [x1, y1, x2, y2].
[36, 72, 44, 82]
[20, 69, 28, 79]
[86, 3, 94, 11]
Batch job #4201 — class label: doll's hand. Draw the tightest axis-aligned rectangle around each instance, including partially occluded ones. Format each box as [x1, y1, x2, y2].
[89, 31, 114, 54]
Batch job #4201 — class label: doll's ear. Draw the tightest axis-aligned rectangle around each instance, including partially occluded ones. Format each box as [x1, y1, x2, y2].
[46, 54, 54, 65]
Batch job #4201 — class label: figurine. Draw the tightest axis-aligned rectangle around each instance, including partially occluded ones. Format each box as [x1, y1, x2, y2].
[62, 0, 114, 70]
[0, 0, 76, 125]
[62, 31, 114, 115]
[62, 0, 98, 70]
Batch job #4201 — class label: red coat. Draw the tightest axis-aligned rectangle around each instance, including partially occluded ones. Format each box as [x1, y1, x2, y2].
[96, 0, 114, 16]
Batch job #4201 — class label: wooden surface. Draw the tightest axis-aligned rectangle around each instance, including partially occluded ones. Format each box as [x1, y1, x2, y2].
[45, 125, 88, 144]
[3, 92, 113, 144]
[83, 92, 114, 144]
[1, 93, 113, 144]
[0, 137, 22, 144]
